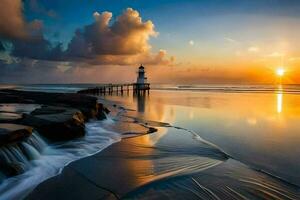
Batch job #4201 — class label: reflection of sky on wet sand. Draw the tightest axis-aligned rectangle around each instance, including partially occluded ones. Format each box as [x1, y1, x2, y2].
[101, 89, 300, 186]
[277, 90, 283, 114]
[168, 92, 300, 185]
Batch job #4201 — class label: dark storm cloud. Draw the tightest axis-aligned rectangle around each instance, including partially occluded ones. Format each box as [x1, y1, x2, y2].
[9, 20, 63, 60]
[11, 38, 63, 60]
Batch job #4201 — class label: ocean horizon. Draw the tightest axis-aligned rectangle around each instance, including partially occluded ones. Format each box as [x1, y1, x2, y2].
[2, 83, 300, 94]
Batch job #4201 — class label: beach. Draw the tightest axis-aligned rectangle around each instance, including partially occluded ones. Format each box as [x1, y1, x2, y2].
[0, 86, 300, 199]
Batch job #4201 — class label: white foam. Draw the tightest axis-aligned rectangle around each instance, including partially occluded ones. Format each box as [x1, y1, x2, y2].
[0, 119, 120, 200]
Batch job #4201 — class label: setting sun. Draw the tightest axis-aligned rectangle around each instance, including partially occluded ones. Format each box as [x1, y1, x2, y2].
[276, 68, 285, 77]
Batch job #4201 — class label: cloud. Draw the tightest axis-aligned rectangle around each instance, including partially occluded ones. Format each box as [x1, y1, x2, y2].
[3, 8, 172, 65]
[0, 0, 27, 39]
[66, 8, 172, 65]
[189, 40, 194, 46]
[288, 57, 300, 62]
[0, 60, 54, 83]
[67, 8, 158, 57]
[0, 0, 56, 39]
[83, 49, 174, 66]
[248, 46, 259, 52]
[10, 20, 64, 60]
[224, 37, 239, 44]
[0, 7, 175, 83]
[266, 52, 285, 57]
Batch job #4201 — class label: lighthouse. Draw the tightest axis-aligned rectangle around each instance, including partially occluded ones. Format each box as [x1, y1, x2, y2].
[134, 65, 150, 91]
[136, 65, 147, 84]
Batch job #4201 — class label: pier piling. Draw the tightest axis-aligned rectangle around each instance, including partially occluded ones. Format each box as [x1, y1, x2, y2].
[77, 83, 150, 95]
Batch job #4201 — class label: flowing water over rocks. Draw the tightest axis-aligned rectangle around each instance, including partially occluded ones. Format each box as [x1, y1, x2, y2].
[0, 121, 120, 200]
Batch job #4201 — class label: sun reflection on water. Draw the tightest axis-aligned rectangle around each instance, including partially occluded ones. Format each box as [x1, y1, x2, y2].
[277, 86, 283, 113]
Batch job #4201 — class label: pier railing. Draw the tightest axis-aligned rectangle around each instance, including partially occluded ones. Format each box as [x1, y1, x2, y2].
[77, 83, 150, 95]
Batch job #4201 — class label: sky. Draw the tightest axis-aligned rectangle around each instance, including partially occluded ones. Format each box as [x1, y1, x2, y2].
[1, 0, 300, 84]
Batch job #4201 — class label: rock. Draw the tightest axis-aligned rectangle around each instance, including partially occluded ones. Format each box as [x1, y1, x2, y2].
[0, 90, 110, 140]
[0, 155, 25, 177]
[20, 106, 85, 141]
[0, 112, 23, 123]
[148, 127, 158, 134]
[96, 103, 108, 120]
[0, 89, 108, 121]
[0, 124, 33, 146]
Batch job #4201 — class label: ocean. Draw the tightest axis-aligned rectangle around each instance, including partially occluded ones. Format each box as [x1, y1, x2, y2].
[1, 84, 300, 199]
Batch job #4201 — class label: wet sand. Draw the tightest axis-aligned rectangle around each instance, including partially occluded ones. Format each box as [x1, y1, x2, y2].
[26, 109, 300, 200]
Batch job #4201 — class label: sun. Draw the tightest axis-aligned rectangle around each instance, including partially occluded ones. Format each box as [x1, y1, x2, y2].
[276, 68, 285, 77]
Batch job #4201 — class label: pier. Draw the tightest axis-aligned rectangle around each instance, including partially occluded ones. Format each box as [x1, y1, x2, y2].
[78, 65, 150, 95]
[77, 83, 150, 95]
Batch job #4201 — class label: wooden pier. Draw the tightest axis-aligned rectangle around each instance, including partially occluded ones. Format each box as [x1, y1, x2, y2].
[77, 83, 150, 95]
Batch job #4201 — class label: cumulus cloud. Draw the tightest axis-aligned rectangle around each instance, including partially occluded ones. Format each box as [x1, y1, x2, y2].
[0, 0, 27, 39]
[2, 7, 172, 65]
[70, 8, 172, 65]
[67, 8, 159, 58]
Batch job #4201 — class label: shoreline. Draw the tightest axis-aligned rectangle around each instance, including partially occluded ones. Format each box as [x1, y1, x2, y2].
[26, 99, 300, 199]
[0, 89, 299, 199]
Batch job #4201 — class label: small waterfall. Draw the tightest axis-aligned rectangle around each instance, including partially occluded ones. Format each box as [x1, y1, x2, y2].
[0, 131, 47, 182]
[0, 119, 120, 200]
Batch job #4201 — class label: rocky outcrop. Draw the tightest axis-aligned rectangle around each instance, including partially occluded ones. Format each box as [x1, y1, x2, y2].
[0, 90, 111, 183]
[0, 89, 105, 120]
[20, 106, 85, 141]
[0, 89, 110, 141]
[0, 124, 32, 146]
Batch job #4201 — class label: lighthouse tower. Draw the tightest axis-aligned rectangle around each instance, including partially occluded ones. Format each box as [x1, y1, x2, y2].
[136, 65, 147, 84]
[134, 64, 149, 91]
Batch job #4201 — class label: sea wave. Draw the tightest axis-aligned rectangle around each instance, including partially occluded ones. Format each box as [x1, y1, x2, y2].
[152, 84, 300, 94]
[0, 119, 121, 200]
